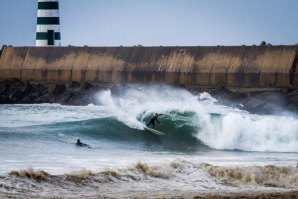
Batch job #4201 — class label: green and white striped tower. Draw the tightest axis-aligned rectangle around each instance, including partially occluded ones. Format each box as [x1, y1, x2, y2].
[36, 0, 61, 46]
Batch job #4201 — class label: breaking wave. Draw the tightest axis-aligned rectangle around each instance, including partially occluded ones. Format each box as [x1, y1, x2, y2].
[0, 84, 297, 153]
[2, 160, 297, 198]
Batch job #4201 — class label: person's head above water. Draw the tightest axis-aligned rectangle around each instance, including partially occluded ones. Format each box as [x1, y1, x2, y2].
[76, 139, 81, 144]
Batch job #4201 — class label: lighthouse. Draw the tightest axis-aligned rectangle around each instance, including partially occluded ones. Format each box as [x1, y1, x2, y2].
[36, 0, 61, 46]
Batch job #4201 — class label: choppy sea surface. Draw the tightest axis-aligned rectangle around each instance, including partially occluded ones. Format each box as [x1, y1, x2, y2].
[0, 85, 297, 198]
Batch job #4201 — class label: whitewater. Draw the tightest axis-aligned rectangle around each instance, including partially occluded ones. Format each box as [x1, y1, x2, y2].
[0, 85, 297, 198]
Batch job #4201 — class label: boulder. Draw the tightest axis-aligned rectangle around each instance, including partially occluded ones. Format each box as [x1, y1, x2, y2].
[53, 84, 66, 96]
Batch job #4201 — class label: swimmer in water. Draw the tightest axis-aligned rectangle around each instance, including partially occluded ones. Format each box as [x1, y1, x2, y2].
[76, 139, 91, 148]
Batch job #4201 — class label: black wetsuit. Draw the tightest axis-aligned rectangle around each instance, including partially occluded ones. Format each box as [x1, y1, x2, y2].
[76, 139, 90, 148]
[146, 114, 162, 128]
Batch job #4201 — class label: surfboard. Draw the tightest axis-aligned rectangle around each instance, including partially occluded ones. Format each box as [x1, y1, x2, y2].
[144, 127, 165, 135]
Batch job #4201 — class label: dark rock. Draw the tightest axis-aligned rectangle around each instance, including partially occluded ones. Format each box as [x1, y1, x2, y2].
[69, 81, 81, 88]
[22, 81, 34, 93]
[210, 86, 298, 114]
[285, 89, 298, 112]
[1, 79, 26, 103]
[81, 82, 93, 90]
[36, 92, 54, 103]
[9, 90, 24, 101]
[22, 91, 43, 102]
[5, 87, 18, 99]
[212, 85, 233, 96]
[53, 84, 66, 96]
[56, 91, 74, 104]
[286, 89, 298, 103]
[0, 95, 7, 103]
[210, 85, 247, 108]
[0, 82, 7, 95]
[35, 84, 48, 95]
[5, 78, 25, 87]
[67, 81, 81, 93]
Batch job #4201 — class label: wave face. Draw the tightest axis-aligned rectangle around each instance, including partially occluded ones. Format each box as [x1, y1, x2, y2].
[0, 84, 297, 153]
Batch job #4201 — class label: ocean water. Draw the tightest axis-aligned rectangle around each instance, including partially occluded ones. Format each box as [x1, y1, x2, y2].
[0, 85, 297, 198]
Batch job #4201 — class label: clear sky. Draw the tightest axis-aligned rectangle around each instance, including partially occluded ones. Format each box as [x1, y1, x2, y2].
[0, 0, 298, 46]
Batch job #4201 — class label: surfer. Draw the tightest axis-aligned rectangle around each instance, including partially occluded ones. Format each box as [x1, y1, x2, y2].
[146, 113, 163, 128]
[76, 139, 91, 148]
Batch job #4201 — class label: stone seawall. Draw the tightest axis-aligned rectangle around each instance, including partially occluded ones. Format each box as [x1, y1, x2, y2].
[0, 45, 297, 89]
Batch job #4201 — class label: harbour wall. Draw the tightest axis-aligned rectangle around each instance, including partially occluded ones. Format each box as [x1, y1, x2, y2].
[0, 45, 297, 89]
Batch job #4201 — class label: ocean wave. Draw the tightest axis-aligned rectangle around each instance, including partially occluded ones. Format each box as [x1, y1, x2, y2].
[1, 85, 297, 153]
[63, 85, 298, 153]
[2, 160, 297, 198]
[200, 163, 298, 189]
[4, 160, 298, 188]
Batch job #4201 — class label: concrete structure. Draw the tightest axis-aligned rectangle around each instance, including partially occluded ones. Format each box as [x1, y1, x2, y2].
[0, 45, 297, 89]
[36, 0, 61, 46]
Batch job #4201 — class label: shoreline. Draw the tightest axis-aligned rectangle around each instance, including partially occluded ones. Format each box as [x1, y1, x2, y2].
[0, 162, 297, 199]
[1, 191, 297, 199]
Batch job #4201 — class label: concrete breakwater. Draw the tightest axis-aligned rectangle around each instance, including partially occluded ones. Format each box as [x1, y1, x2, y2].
[0, 45, 297, 89]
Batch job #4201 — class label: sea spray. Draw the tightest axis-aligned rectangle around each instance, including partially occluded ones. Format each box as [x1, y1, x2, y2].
[197, 112, 298, 152]
[93, 85, 298, 152]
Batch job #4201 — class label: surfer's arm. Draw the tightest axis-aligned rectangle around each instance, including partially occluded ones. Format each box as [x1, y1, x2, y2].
[156, 119, 160, 124]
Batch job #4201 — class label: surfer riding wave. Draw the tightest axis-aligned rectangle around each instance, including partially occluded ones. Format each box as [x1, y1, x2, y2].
[146, 113, 163, 129]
